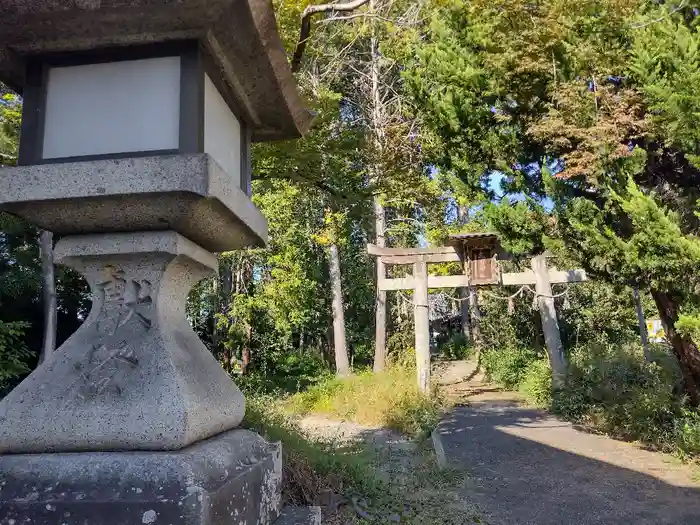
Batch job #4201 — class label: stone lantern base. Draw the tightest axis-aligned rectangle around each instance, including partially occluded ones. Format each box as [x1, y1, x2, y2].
[0, 430, 321, 524]
[0, 230, 320, 524]
[0, 429, 283, 524]
[0, 231, 246, 453]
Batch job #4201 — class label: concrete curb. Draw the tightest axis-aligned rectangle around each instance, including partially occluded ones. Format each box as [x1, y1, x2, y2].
[431, 427, 448, 469]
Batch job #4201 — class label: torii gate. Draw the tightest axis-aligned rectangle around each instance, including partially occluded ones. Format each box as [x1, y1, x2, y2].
[368, 233, 588, 391]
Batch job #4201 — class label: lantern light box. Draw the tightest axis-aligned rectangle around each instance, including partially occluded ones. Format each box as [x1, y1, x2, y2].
[19, 43, 251, 196]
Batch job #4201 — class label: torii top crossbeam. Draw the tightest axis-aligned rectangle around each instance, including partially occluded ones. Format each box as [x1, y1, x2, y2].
[367, 237, 587, 291]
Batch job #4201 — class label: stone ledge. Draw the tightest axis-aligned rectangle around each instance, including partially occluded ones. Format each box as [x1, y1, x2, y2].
[0, 154, 268, 252]
[54, 230, 218, 272]
[0, 428, 284, 525]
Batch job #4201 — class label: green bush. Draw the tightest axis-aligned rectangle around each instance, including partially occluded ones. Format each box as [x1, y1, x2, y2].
[519, 359, 552, 406]
[439, 333, 474, 361]
[553, 343, 680, 443]
[236, 351, 331, 396]
[482, 347, 540, 389]
[674, 408, 700, 459]
[387, 325, 415, 368]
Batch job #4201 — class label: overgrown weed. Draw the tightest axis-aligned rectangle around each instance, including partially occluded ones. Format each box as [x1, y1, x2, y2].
[285, 366, 443, 439]
[243, 396, 380, 504]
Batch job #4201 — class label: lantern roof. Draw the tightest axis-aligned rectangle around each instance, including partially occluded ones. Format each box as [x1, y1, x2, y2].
[0, 0, 312, 141]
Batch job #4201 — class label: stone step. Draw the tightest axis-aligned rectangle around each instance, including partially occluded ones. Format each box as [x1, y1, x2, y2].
[274, 506, 322, 525]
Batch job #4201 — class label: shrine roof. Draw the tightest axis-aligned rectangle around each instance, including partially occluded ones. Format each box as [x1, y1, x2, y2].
[447, 232, 499, 241]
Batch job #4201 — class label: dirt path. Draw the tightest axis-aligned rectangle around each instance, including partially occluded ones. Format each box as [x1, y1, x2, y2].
[435, 371, 700, 525]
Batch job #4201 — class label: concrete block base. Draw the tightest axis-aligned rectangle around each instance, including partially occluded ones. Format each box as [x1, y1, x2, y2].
[0, 428, 283, 525]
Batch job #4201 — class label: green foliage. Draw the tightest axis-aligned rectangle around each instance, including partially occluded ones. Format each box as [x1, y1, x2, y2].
[0, 92, 21, 164]
[674, 408, 700, 459]
[481, 347, 541, 389]
[555, 343, 681, 445]
[0, 321, 32, 395]
[630, 7, 700, 165]
[438, 333, 474, 361]
[675, 313, 700, 343]
[518, 359, 552, 406]
[237, 352, 331, 396]
[286, 367, 443, 439]
[560, 179, 700, 292]
[386, 321, 416, 368]
[483, 199, 550, 255]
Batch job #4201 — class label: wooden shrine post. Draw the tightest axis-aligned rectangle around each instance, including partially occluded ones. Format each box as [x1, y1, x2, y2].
[368, 237, 588, 392]
[413, 260, 430, 392]
[531, 253, 567, 388]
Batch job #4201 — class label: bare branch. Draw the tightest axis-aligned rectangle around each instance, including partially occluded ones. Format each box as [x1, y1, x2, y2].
[322, 12, 395, 23]
[291, 0, 371, 73]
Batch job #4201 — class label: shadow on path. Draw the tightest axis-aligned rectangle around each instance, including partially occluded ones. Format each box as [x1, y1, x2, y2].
[436, 397, 700, 525]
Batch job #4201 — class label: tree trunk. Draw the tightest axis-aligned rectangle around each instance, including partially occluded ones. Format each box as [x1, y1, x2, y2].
[214, 258, 233, 358]
[531, 254, 567, 389]
[456, 203, 469, 224]
[39, 230, 56, 364]
[633, 287, 652, 363]
[329, 243, 351, 377]
[462, 243, 480, 346]
[221, 260, 233, 306]
[373, 197, 387, 371]
[211, 269, 221, 353]
[241, 322, 252, 375]
[369, 0, 388, 372]
[651, 289, 700, 405]
[459, 287, 471, 342]
[468, 287, 482, 346]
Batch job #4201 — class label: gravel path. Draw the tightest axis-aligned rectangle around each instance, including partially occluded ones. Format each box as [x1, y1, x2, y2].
[435, 378, 700, 525]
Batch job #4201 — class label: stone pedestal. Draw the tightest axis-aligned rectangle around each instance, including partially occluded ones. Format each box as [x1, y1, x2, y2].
[0, 231, 246, 453]
[0, 429, 283, 525]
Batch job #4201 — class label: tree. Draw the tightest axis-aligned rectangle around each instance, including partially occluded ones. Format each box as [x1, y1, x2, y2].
[38, 230, 56, 363]
[406, 0, 700, 401]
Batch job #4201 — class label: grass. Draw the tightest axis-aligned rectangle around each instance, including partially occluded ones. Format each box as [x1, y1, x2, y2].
[243, 376, 479, 524]
[284, 366, 444, 439]
[329, 445, 481, 524]
[243, 395, 380, 504]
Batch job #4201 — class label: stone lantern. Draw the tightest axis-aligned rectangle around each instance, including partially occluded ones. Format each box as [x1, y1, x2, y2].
[0, 2, 317, 524]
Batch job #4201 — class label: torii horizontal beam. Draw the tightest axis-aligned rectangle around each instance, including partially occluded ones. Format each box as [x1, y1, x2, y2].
[378, 268, 587, 291]
[367, 244, 460, 257]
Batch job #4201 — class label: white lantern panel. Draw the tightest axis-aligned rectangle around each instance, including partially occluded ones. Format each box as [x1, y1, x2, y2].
[42, 57, 181, 159]
[204, 74, 241, 183]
